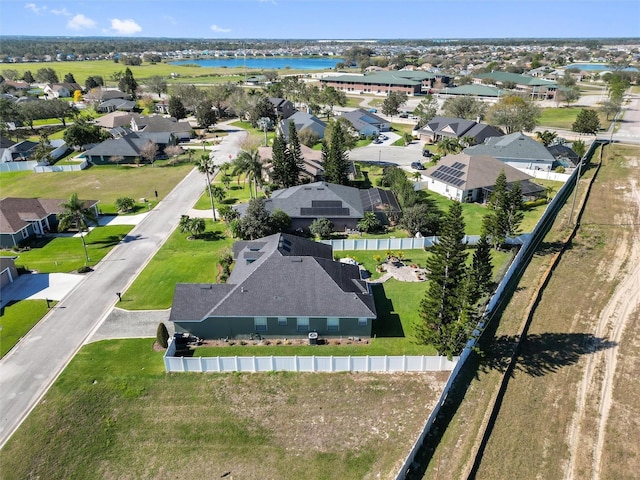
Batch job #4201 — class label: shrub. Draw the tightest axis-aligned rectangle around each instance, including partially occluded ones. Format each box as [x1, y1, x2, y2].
[555, 166, 566, 173]
[115, 197, 136, 213]
[156, 322, 169, 348]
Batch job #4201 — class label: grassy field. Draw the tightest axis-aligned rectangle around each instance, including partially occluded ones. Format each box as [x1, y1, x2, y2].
[0, 161, 193, 213]
[0, 225, 132, 273]
[0, 300, 51, 358]
[416, 144, 640, 479]
[538, 106, 611, 131]
[0, 337, 449, 480]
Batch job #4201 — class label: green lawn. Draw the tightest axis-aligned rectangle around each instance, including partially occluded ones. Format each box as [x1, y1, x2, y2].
[122, 220, 234, 309]
[0, 337, 442, 480]
[0, 161, 193, 214]
[0, 300, 52, 358]
[193, 182, 253, 210]
[538, 106, 611, 131]
[0, 225, 132, 273]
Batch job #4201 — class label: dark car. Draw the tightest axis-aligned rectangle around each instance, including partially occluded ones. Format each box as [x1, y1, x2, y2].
[422, 149, 433, 158]
[411, 162, 425, 170]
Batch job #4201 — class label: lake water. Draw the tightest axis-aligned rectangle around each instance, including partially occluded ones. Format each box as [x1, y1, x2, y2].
[170, 56, 343, 70]
[567, 63, 638, 72]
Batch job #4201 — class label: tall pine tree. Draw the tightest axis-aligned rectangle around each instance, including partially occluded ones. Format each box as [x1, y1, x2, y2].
[323, 121, 350, 185]
[286, 120, 305, 185]
[270, 131, 290, 188]
[416, 201, 471, 357]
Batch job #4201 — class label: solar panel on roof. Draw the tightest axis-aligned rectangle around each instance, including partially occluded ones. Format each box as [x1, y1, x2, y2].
[312, 200, 342, 208]
[453, 170, 464, 178]
[452, 162, 466, 169]
[300, 207, 351, 216]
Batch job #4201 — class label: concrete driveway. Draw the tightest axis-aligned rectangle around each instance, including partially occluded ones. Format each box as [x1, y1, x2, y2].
[349, 140, 424, 167]
[0, 273, 84, 309]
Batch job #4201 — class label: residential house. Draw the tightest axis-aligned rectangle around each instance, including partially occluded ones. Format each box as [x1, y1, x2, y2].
[472, 72, 558, 99]
[416, 116, 503, 145]
[464, 132, 556, 172]
[238, 181, 401, 231]
[340, 109, 390, 137]
[547, 143, 581, 169]
[0, 197, 99, 248]
[130, 114, 192, 142]
[0, 257, 19, 289]
[268, 97, 296, 119]
[169, 233, 376, 340]
[82, 131, 175, 164]
[94, 111, 135, 129]
[43, 82, 81, 99]
[96, 98, 137, 113]
[83, 89, 131, 106]
[279, 111, 326, 142]
[421, 153, 544, 203]
[0, 140, 38, 163]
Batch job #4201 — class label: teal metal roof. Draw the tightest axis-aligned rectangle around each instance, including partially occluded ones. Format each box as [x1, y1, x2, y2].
[474, 72, 557, 87]
[444, 84, 506, 97]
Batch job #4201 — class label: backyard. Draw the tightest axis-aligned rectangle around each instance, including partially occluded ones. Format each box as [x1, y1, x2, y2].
[0, 338, 449, 480]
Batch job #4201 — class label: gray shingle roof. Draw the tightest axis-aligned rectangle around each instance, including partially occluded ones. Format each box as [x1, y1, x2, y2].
[169, 233, 376, 321]
[465, 132, 555, 163]
[0, 197, 98, 234]
[264, 182, 365, 219]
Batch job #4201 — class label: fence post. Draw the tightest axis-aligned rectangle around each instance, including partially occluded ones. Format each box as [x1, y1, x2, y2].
[234, 356, 239, 372]
[385, 355, 388, 372]
[312, 355, 316, 372]
[366, 355, 370, 373]
[270, 355, 274, 371]
[216, 356, 221, 372]
[295, 355, 299, 372]
[348, 355, 352, 372]
[253, 356, 258, 372]
[403, 355, 407, 372]
[199, 356, 204, 372]
[181, 356, 187, 372]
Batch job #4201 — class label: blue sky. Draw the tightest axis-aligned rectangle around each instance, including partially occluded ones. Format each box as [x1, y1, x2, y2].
[1, 0, 638, 39]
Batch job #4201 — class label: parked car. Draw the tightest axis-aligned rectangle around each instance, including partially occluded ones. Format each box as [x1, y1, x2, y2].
[422, 149, 433, 158]
[368, 108, 377, 113]
[398, 112, 409, 118]
[378, 134, 388, 141]
[411, 161, 425, 170]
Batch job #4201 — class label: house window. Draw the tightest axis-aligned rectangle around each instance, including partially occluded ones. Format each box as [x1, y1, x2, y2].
[297, 318, 309, 333]
[358, 318, 368, 327]
[278, 317, 287, 326]
[21, 228, 28, 239]
[327, 318, 339, 332]
[254, 317, 267, 332]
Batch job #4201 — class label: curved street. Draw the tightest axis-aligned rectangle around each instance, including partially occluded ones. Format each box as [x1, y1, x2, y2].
[0, 123, 247, 448]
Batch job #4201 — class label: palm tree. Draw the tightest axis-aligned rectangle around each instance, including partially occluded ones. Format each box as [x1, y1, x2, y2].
[57, 193, 98, 265]
[233, 148, 265, 199]
[436, 137, 462, 156]
[197, 154, 217, 221]
[188, 217, 205, 238]
[535, 130, 558, 146]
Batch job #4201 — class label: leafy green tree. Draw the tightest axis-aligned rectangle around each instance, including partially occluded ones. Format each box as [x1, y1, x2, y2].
[237, 198, 276, 240]
[357, 212, 381, 234]
[271, 209, 291, 233]
[599, 99, 621, 121]
[57, 193, 98, 265]
[63, 72, 77, 84]
[413, 94, 439, 128]
[168, 96, 186, 120]
[398, 203, 441, 236]
[556, 86, 580, 107]
[572, 139, 587, 159]
[188, 217, 205, 238]
[310, 218, 334, 239]
[145, 75, 168, 97]
[483, 171, 524, 248]
[85, 75, 104, 90]
[416, 201, 470, 357]
[323, 121, 350, 185]
[22, 70, 35, 83]
[197, 155, 218, 221]
[118, 68, 138, 99]
[32, 133, 52, 164]
[218, 205, 240, 224]
[115, 197, 136, 213]
[442, 96, 486, 120]
[248, 95, 276, 127]
[319, 86, 347, 117]
[270, 131, 289, 189]
[572, 109, 601, 135]
[487, 95, 540, 134]
[63, 119, 109, 149]
[382, 91, 408, 117]
[170, 83, 200, 112]
[298, 128, 320, 147]
[35, 67, 59, 83]
[195, 99, 217, 129]
[156, 323, 169, 349]
[469, 233, 494, 301]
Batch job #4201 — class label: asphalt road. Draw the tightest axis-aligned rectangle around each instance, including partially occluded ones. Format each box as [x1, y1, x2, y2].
[0, 123, 247, 448]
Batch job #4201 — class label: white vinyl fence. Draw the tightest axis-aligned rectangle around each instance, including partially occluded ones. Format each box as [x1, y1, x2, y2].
[164, 341, 458, 373]
[34, 159, 88, 172]
[322, 235, 526, 252]
[0, 161, 38, 172]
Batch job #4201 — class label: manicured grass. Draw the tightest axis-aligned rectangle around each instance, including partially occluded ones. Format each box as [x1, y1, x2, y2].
[0, 225, 132, 273]
[0, 300, 51, 358]
[0, 337, 446, 480]
[538, 107, 610, 131]
[122, 220, 234, 309]
[193, 182, 253, 210]
[0, 162, 193, 213]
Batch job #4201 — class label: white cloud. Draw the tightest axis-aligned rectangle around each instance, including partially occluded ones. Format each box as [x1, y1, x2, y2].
[67, 14, 96, 30]
[51, 7, 72, 16]
[25, 3, 46, 14]
[110, 18, 142, 35]
[210, 24, 231, 33]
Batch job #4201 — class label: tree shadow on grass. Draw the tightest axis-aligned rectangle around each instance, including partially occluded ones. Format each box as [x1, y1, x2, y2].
[370, 284, 404, 338]
[89, 235, 128, 248]
[480, 332, 617, 377]
[534, 240, 568, 257]
[198, 231, 226, 242]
